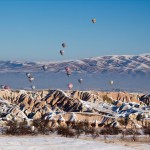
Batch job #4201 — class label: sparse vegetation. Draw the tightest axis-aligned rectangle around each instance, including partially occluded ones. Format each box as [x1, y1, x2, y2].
[5, 120, 33, 135]
[56, 126, 75, 137]
[2, 119, 150, 143]
[32, 119, 50, 134]
[99, 127, 122, 135]
[143, 124, 150, 137]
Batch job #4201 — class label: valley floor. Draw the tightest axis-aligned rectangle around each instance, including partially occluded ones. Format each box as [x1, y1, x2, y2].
[0, 135, 149, 150]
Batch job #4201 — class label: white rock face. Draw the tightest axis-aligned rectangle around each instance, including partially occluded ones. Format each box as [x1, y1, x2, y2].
[19, 90, 27, 95]
[69, 113, 77, 122]
[31, 125, 35, 132]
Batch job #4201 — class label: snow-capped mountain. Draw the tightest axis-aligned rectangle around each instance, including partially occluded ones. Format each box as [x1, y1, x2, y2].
[0, 54, 149, 92]
[0, 54, 149, 75]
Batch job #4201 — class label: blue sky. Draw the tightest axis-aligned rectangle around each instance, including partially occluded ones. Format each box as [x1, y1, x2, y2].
[0, 0, 150, 61]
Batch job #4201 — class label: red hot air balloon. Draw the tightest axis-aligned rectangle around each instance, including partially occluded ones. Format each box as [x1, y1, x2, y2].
[65, 67, 71, 77]
[68, 83, 73, 90]
[65, 67, 70, 72]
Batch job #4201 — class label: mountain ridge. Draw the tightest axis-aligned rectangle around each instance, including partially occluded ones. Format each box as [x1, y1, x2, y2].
[0, 54, 149, 75]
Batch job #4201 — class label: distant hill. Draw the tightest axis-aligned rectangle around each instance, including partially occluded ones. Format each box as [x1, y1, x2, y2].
[0, 54, 149, 92]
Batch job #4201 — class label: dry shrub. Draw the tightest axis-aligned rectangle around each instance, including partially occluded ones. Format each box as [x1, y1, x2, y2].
[72, 122, 85, 137]
[5, 120, 33, 135]
[84, 127, 96, 135]
[56, 126, 75, 137]
[143, 125, 150, 137]
[5, 119, 56, 135]
[32, 119, 50, 134]
[123, 128, 141, 135]
[100, 127, 122, 135]
[89, 128, 99, 139]
[69, 121, 99, 138]
[65, 121, 72, 127]
[121, 128, 142, 142]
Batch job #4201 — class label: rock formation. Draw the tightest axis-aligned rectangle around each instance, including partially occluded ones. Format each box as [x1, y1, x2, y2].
[0, 89, 149, 130]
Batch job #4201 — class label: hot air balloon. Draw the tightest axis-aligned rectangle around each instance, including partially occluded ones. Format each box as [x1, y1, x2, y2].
[29, 76, 34, 82]
[65, 67, 71, 77]
[109, 80, 114, 85]
[26, 73, 31, 78]
[65, 67, 70, 72]
[43, 65, 47, 71]
[31, 85, 35, 90]
[62, 43, 66, 48]
[60, 50, 64, 56]
[1, 85, 5, 89]
[66, 70, 72, 77]
[4, 85, 10, 90]
[78, 78, 83, 84]
[68, 83, 73, 90]
[92, 18, 96, 23]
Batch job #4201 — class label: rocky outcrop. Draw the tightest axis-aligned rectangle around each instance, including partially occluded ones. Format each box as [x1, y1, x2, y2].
[140, 94, 150, 106]
[0, 89, 149, 130]
[71, 91, 103, 103]
[70, 91, 142, 104]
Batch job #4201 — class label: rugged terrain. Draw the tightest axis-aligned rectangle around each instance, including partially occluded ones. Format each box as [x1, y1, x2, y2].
[0, 89, 149, 131]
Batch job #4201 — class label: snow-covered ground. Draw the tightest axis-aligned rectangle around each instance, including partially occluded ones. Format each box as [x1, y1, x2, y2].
[0, 135, 149, 150]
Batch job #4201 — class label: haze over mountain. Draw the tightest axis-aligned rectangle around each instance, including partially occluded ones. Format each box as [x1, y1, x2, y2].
[0, 54, 149, 92]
